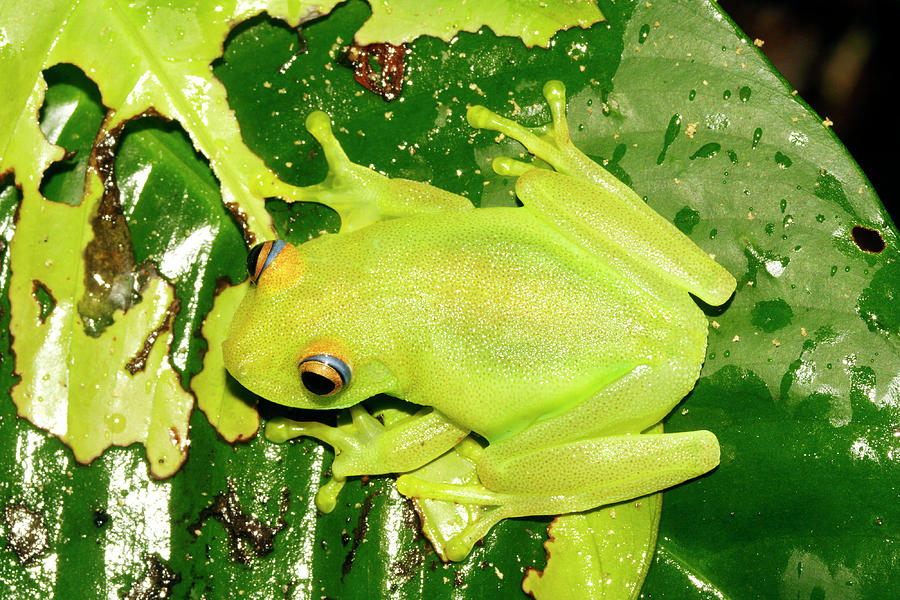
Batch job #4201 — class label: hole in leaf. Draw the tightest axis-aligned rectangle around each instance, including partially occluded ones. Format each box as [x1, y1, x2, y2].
[31, 280, 56, 323]
[114, 115, 246, 381]
[265, 198, 339, 244]
[851, 226, 885, 253]
[674, 206, 701, 235]
[750, 298, 793, 332]
[38, 63, 105, 206]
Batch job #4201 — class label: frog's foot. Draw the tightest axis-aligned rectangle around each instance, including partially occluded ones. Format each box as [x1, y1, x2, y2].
[397, 430, 719, 561]
[396, 475, 518, 561]
[266, 405, 468, 512]
[467, 80, 611, 187]
[261, 111, 471, 233]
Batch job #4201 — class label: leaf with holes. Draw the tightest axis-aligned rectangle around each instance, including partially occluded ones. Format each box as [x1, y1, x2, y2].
[355, 0, 604, 47]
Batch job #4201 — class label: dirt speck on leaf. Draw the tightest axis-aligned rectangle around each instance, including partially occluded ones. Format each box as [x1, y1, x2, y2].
[189, 480, 289, 564]
[121, 553, 180, 600]
[1, 504, 49, 565]
[340, 43, 408, 102]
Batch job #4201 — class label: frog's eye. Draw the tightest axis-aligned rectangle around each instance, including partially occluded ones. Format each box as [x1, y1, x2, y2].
[298, 354, 351, 396]
[247, 240, 287, 283]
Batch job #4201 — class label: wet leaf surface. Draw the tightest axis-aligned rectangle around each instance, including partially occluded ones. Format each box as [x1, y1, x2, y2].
[1, 0, 898, 598]
[354, 0, 605, 47]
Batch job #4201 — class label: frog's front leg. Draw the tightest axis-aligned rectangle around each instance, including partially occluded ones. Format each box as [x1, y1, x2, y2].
[467, 81, 597, 180]
[468, 80, 736, 306]
[260, 111, 472, 233]
[267, 405, 468, 511]
[397, 428, 718, 561]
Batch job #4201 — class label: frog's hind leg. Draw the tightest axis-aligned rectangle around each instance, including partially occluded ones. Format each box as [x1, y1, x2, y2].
[261, 111, 472, 233]
[469, 81, 736, 306]
[467, 81, 606, 186]
[397, 338, 716, 561]
[397, 428, 718, 561]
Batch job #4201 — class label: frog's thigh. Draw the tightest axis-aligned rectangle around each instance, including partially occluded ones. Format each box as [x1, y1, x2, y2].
[518, 170, 736, 306]
[476, 429, 718, 515]
[476, 350, 709, 502]
[512, 351, 704, 452]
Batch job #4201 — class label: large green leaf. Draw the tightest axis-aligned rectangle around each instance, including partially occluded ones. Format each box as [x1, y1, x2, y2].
[1, 0, 897, 599]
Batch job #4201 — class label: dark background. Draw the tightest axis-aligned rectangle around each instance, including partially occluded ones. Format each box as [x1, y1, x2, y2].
[720, 0, 899, 227]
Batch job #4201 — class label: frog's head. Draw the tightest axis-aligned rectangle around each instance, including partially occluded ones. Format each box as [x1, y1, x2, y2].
[222, 239, 398, 410]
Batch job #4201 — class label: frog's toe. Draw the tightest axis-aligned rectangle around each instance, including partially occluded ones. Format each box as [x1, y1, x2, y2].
[542, 80, 566, 106]
[304, 110, 332, 136]
[466, 103, 537, 147]
[466, 104, 498, 130]
[542, 80, 569, 130]
[445, 537, 476, 563]
[303, 110, 353, 175]
[315, 476, 346, 513]
[492, 156, 536, 177]
[264, 417, 304, 443]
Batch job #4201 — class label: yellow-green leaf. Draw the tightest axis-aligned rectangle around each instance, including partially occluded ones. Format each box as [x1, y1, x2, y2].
[192, 281, 259, 442]
[9, 175, 192, 475]
[356, 0, 605, 47]
[521, 494, 662, 600]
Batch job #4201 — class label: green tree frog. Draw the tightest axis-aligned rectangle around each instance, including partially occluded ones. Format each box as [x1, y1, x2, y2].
[223, 81, 736, 562]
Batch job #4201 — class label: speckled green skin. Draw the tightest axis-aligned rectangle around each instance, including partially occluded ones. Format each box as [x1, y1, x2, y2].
[223, 81, 736, 561]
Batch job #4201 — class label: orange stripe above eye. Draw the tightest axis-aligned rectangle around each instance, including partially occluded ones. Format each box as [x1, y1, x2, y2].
[253, 242, 274, 282]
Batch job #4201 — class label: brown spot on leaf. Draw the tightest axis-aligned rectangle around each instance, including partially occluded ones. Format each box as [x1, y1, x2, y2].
[1, 504, 49, 565]
[188, 480, 289, 564]
[341, 491, 378, 577]
[453, 568, 466, 587]
[224, 201, 257, 247]
[851, 225, 886, 253]
[390, 547, 426, 585]
[121, 553, 180, 600]
[31, 280, 56, 323]
[340, 43, 408, 102]
[93, 508, 110, 528]
[124, 292, 179, 374]
[80, 109, 165, 335]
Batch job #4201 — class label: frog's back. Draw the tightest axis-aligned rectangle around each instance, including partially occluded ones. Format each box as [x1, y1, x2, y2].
[302, 207, 708, 441]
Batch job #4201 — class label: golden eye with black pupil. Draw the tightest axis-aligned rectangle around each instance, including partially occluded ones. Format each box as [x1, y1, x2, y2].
[246, 240, 287, 283]
[298, 354, 351, 396]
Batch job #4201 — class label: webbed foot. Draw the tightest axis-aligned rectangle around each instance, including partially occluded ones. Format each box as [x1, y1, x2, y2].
[262, 111, 471, 233]
[467, 80, 619, 190]
[265, 404, 468, 512]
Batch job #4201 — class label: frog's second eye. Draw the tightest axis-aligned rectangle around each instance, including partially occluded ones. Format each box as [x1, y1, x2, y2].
[247, 240, 287, 283]
[298, 354, 351, 396]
